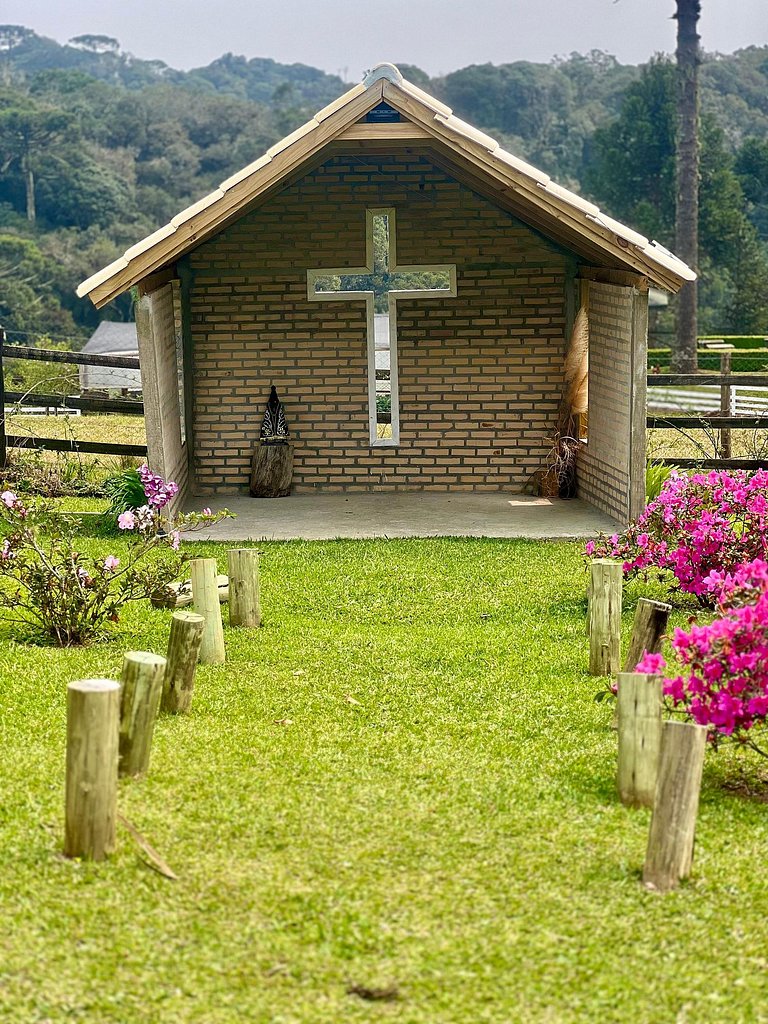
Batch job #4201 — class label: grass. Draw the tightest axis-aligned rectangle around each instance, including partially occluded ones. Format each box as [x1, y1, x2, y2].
[2, 538, 768, 1023]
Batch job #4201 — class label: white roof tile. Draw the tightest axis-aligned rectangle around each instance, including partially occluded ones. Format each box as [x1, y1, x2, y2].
[267, 118, 320, 159]
[76, 256, 130, 297]
[171, 189, 226, 227]
[435, 113, 499, 153]
[124, 223, 176, 261]
[220, 154, 272, 192]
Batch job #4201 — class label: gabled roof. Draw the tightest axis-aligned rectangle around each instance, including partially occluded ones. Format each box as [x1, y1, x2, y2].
[82, 320, 138, 354]
[78, 62, 695, 307]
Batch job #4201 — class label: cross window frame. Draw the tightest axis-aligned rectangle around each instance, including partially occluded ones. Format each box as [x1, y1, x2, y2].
[307, 207, 457, 447]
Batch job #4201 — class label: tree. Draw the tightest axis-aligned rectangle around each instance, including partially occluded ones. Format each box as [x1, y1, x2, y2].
[585, 60, 768, 336]
[0, 97, 70, 222]
[673, 0, 702, 372]
[68, 35, 120, 55]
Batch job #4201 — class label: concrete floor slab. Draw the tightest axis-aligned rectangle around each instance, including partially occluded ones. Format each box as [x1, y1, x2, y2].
[184, 492, 621, 542]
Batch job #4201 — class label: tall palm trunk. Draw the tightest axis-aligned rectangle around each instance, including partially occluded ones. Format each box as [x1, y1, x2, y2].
[672, 0, 701, 373]
[22, 150, 35, 223]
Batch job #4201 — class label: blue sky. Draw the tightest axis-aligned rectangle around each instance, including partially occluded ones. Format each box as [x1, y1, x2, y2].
[6, 0, 767, 78]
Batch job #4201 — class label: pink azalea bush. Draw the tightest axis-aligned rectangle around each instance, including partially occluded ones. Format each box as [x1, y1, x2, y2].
[0, 470, 229, 646]
[635, 559, 768, 753]
[586, 469, 768, 604]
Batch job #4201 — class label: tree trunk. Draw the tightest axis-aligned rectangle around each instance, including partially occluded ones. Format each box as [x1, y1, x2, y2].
[22, 151, 35, 224]
[672, 0, 700, 373]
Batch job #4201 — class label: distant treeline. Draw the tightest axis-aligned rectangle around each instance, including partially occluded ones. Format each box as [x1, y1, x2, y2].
[0, 26, 767, 341]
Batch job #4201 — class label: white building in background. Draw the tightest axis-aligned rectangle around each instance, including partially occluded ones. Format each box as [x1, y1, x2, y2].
[79, 321, 141, 393]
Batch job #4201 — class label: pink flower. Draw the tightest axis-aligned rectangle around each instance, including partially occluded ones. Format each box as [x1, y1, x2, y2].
[118, 510, 136, 530]
[202, 507, 212, 517]
[635, 651, 667, 675]
[104, 555, 120, 571]
[584, 540, 596, 556]
[170, 530, 180, 551]
[1, 490, 17, 508]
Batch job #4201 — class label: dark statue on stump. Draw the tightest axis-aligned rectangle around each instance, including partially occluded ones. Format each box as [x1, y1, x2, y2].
[250, 386, 294, 497]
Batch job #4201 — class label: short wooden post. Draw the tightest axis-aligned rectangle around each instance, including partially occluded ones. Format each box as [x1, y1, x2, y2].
[588, 559, 622, 676]
[227, 548, 262, 628]
[623, 598, 671, 672]
[190, 557, 226, 664]
[118, 652, 166, 777]
[617, 672, 663, 807]
[162, 611, 205, 713]
[643, 720, 708, 891]
[64, 678, 120, 861]
[719, 351, 732, 460]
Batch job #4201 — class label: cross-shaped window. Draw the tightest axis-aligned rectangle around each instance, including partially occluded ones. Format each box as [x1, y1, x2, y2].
[307, 208, 456, 446]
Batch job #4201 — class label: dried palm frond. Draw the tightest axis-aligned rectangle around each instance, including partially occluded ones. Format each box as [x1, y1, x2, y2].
[558, 306, 589, 431]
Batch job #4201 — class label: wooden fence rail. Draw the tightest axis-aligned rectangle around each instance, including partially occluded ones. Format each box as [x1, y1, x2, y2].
[0, 327, 147, 466]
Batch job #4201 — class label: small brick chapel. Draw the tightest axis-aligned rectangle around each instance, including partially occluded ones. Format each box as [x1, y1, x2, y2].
[78, 63, 694, 524]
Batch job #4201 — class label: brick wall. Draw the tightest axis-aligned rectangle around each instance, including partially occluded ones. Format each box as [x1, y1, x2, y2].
[187, 153, 571, 494]
[577, 282, 638, 522]
[135, 282, 188, 502]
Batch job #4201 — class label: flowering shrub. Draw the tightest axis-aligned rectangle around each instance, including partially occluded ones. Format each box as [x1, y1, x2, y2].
[636, 559, 768, 754]
[586, 469, 768, 604]
[0, 470, 229, 646]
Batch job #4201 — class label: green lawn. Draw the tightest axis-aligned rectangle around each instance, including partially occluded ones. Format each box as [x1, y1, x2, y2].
[1, 538, 767, 1023]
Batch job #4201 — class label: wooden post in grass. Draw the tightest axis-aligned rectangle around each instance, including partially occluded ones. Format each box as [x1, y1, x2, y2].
[190, 557, 226, 664]
[118, 652, 166, 777]
[588, 559, 622, 676]
[643, 720, 707, 891]
[617, 672, 663, 807]
[162, 611, 205, 713]
[623, 598, 671, 672]
[720, 351, 732, 460]
[64, 678, 120, 860]
[227, 548, 261, 628]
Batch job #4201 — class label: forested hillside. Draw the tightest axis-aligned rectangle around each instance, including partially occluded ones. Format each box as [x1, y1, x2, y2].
[1, 26, 767, 342]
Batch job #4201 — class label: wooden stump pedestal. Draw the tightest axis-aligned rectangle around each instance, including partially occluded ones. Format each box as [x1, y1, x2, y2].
[250, 440, 294, 498]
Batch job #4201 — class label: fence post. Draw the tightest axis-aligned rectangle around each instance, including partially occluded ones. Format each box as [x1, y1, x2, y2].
[623, 598, 671, 672]
[162, 611, 205, 713]
[0, 325, 6, 470]
[643, 720, 708, 891]
[190, 558, 226, 664]
[64, 679, 120, 861]
[227, 548, 262, 628]
[720, 351, 732, 459]
[588, 559, 622, 676]
[118, 652, 166, 777]
[617, 672, 663, 807]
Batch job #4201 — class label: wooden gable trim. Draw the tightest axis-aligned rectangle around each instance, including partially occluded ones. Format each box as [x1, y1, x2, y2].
[579, 267, 650, 291]
[337, 122, 432, 141]
[85, 83, 386, 308]
[381, 82, 684, 291]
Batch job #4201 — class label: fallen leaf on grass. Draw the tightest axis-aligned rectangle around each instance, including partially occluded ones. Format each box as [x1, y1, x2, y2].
[118, 813, 178, 880]
[343, 694, 362, 706]
[274, 718, 293, 726]
[264, 962, 289, 977]
[292, 669, 306, 677]
[347, 984, 399, 1002]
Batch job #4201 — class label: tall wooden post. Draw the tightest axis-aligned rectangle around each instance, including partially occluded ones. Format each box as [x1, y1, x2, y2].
[162, 611, 205, 713]
[719, 351, 732, 460]
[118, 652, 166, 777]
[623, 598, 671, 672]
[643, 720, 707, 891]
[190, 557, 226, 664]
[64, 679, 120, 861]
[0, 325, 7, 470]
[617, 672, 663, 808]
[588, 559, 622, 676]
[227, 548, 262, 628]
